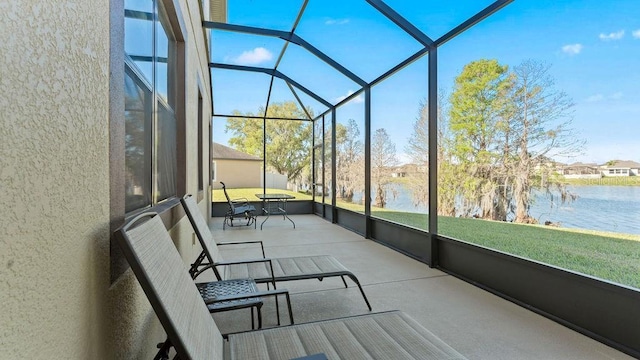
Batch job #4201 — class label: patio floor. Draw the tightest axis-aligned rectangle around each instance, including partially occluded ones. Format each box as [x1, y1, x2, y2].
[203, 214, 631, 359]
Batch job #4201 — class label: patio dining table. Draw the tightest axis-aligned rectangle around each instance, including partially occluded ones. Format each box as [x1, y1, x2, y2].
[255, 193, 296, 230]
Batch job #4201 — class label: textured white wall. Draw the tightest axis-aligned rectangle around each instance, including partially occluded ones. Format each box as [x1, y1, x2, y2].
[0, 0, 111, 358]
[0, 0, 213, 358]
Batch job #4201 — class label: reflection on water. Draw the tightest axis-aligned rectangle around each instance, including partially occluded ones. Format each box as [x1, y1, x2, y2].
[354, 183, 640, 235]
[530, 185, 640, 235]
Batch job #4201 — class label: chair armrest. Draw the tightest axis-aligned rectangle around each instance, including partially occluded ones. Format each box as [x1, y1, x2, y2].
[215, 258, 277, 286]
[231, 197, 250, 204]
[218, 240, 265, 258]
[215, 258, 271, 266]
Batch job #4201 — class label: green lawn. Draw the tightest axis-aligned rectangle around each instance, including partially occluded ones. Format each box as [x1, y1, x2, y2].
[214, 189, 640, 289]
[373, 210, 640, 289]
[213, 188, 312, 202]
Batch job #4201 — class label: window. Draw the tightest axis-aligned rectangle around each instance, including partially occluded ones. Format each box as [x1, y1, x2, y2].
[124, 0, 178, 213]
[198, 91, 204, 192]
[371, 56, 429, 228]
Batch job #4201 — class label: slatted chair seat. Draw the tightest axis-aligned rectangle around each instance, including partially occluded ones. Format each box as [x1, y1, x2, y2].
[115, 211, 468, 360]
[227, 311, 467, 360]
[181, 194, 372, 311]
[226, 255, 352, 283]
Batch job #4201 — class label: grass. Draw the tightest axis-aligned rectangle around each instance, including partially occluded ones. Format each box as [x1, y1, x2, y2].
[214, 188, 640, 289]
[212, 188, 312, 202]
[373, 210, 640, 289]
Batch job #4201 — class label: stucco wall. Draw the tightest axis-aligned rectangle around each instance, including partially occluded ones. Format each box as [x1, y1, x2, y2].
[1, 0, 213, 358]
[1, 0, 111, 358]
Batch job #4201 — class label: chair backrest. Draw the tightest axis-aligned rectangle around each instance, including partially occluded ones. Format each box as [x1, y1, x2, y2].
[220, 182, 234, 210]
[115, 212, 224, 360]
[181, 194, 225, 277]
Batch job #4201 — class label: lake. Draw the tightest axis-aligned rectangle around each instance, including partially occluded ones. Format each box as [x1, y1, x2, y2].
[355, 184, 640, 235]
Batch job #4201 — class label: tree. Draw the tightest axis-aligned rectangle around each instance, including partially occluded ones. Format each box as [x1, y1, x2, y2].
[335, 119, 364, 202]
[445, 58, 582, 223]
[449, 59, 513, 220]
[405, 93, 458, 216]
[509, 59, 582, 223]
[225, 101, 313, 182]
[371, 128, 398, 208]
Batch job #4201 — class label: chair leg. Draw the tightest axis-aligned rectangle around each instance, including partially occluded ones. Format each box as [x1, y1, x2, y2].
[285, 291, 294, 325]
[340, 275, 348, 288]
[347, 274, 372, 311]
[275, 292, 281, 326]
[250, 307, 255, 330]
[153, 338, 172, 360]
[257, 304, 263, 329]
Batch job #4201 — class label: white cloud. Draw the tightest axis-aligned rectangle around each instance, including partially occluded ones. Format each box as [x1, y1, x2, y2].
[599, 30, 625, 41]
[586, 94, 604, 102]
[609, 92, 623, 100]
[585, 92, 623, 102]
[227, 47, 273, 65]
[325, 18, 349, 25]
[335, 90, 364, 104]
[561, 43, 583, 55]
[633, 29, 640, 39]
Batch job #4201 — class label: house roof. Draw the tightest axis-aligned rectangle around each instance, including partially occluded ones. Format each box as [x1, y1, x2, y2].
[565, 162, 598, 167]
[213, 142, 262, 161]
[602, 160, 640, 168]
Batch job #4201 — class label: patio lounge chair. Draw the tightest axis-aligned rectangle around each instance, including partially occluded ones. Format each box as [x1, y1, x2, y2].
[115, 211, 468, 360]
[181, 194, 373, 311]
[221, 181, 257, 229]
[117, 212, 293, 333]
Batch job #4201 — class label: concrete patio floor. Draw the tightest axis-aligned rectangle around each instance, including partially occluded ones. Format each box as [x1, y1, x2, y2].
[203, 214, 632, 359]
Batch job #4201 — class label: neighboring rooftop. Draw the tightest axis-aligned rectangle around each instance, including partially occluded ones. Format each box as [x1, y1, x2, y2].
[603, 160, 640, 168]
[213, 142, 261, 161]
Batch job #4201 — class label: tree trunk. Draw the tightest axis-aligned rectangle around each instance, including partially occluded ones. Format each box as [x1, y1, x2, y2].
[374, 186, 386, 208]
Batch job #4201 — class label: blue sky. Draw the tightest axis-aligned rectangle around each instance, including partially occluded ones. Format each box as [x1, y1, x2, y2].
[211, 0, 640, 164]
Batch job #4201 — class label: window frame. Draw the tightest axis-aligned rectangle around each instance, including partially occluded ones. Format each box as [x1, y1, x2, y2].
[122, 0, 181, 215]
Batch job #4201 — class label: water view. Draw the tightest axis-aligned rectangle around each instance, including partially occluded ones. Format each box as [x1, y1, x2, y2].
[358, 184, 640, 235]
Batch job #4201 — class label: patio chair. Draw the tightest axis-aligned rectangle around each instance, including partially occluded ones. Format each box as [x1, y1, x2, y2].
[220, 181, 257, 230]
[181, 194, 373, 311]
[116, 212, 293, 335]
[115, 210, 468, 360]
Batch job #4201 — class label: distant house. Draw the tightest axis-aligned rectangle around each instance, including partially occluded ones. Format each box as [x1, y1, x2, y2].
[558, 162, 601, 179]
[600, 160, 640, 177]
[212, 142, 262, 189]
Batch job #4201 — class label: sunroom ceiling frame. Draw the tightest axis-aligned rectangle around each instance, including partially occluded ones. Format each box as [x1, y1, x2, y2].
[206, 0, 514, 121]
[209, 62, 333, 109]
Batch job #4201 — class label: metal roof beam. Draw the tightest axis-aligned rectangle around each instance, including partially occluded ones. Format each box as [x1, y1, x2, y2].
[204, 21, 367, 88]
[289, 34, 367, 87]
[434, 0, 514, 47]
[209, 62, 332, 108]
[214, 113, 310, 121]
[273, 70, 333, 108]
[365, 0, 434, 47]
[210, 62, 274, 75]
[286, 82, 313, 120]
[370, 47, 428, 88]
[203, 21, 291, 40]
